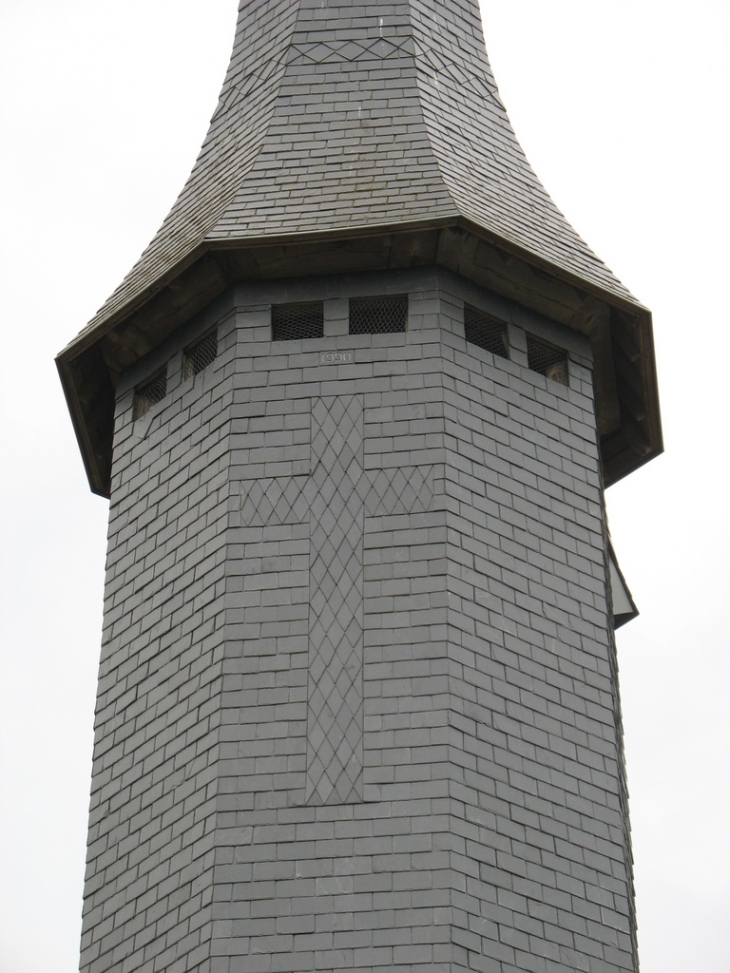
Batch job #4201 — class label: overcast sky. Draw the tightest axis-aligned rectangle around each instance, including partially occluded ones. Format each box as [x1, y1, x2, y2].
[1, 2, 728, 972]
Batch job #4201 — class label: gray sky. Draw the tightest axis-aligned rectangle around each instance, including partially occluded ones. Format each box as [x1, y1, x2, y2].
[1, 2, 728, 971]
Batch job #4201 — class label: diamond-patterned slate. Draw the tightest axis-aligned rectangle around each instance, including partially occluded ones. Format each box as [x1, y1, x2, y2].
[238, 476, 312, 526]
[289, 36, 410, 66]
[306, 397, 364, 805]
[234, 403, 436, 806]
[363, 465, 435, 517]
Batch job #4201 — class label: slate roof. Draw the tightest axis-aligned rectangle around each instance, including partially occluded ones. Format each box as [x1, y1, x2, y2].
[73, 0, 638, 345]
[58, 0, 661, 496]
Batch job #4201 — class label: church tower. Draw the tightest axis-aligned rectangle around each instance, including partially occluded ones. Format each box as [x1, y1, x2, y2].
[58, 2, 661, 971]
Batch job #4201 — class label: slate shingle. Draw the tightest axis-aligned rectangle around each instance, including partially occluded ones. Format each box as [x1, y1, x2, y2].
[75, 0, 636, 346]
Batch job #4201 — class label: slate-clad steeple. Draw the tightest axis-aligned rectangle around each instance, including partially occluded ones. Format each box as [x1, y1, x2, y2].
[66, 5, 657, 971]
[58, 0, 661, 497]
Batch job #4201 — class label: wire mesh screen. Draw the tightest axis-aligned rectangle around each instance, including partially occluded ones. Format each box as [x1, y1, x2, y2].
[527, 335, 569, 386]
[349, 295, 407, 334]
[272, 301, 324, 341]
[133, 371, 167, 421]
[464, 304, 509, 359]
[182, 329, 218, 380]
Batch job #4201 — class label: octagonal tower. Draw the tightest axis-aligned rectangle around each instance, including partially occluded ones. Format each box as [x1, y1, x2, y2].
[59, 3, 660, 971]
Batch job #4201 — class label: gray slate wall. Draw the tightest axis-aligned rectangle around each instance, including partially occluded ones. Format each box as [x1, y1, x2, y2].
[80, 303, 239, 973]
[82, 268, 636, 973]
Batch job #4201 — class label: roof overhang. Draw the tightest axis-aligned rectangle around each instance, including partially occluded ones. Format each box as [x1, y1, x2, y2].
[57, 217, 662, 497]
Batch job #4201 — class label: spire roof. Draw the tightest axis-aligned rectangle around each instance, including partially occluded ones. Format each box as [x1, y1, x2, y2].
[58, 0, 661, 496]
[77, 0, 637, 333]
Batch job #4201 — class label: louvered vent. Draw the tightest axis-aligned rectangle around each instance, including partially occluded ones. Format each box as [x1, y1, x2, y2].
[527, 336, 569, 386]
[464, 304, 509, 359]
[272, 302, 324, 341]
[133, 371, 167, 420]
[182, 329, 218, 380]
[349, 295, 407, 334]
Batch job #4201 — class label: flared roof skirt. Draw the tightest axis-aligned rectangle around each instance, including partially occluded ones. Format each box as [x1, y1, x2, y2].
[58, 0, 661, 496]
